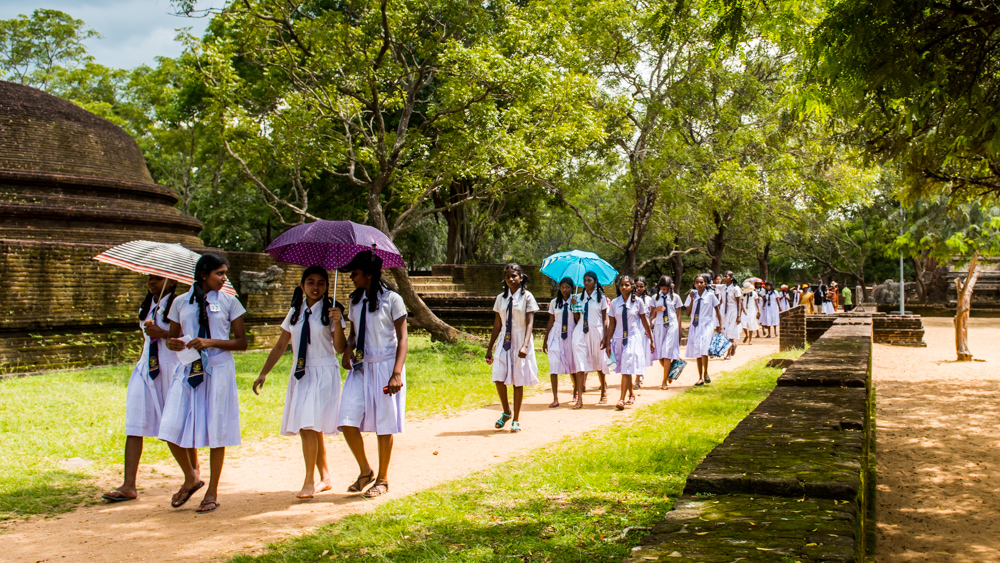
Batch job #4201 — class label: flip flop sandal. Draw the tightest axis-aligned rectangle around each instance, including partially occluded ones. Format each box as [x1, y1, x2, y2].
[195, 500, 220, 513]
[170, 481, 205, 508]
[626, 396, 635, 405]
[660, 385, 669, 390]
[694, 381, 705, 386]
[616, 400, 625, 411]
[704, 377, 712, 384]
[363, 482, 389, 499]
[510, 421, 522, 433]
[102, 491, 136, 503]
[599, 396, 608, 405]
[572, 402, 583, 410]
[548, 401, 559, 408]
[347, 471, 375, 493]
[495, 412, 512, 429]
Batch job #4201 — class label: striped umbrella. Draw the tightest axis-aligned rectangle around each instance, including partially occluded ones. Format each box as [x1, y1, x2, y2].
[94, 240, 237, 296]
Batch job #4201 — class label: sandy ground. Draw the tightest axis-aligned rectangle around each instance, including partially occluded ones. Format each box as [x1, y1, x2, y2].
[875, 317, 1000, 562]
[1, 339, 777, 563]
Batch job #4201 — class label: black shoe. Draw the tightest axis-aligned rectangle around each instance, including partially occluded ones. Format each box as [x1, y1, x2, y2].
[704, 376, 712, 384]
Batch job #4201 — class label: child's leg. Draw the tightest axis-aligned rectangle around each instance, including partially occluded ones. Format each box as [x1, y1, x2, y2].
[375, 434, 394, 483]
[107, 435, 144, 499]
[727, 340, 737, 358]
[342, 426, 373, 481]
[549, 374, 560, 407]
[495, 381, 511, 415]
[197, 446, 225, 511]
[573, 372, 586, 407]
[512, 386, 524, 421]
[597, 371, 608, 401]
[166, 441, 200, 506]
[619, 374, 630, 402]
[661, 359, 669, 386]
[298, 429, 319, 498]
[315, 433, 331, 491]
[702, 355, 711, 381]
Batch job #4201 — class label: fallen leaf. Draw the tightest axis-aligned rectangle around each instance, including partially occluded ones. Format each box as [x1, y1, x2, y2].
[695, 532, 709, 535]
[433, 451, 439, 455]
[756, 547, 775, 551]
[805, 543, 817, 547]
[321, 550, 330, 556]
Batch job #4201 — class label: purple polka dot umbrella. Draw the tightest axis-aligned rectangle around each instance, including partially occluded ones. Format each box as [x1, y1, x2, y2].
[265, 220, 406, 271]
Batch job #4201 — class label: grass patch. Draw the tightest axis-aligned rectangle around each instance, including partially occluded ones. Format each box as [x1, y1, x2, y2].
[0, 333, 545, 521]
[230, 353, 795, 563]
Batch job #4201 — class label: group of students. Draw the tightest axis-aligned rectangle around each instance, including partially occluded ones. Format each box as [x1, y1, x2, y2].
[103, 250, 407, 511]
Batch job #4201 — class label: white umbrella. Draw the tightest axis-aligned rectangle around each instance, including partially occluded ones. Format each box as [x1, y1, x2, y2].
[94, 240, 237, 296]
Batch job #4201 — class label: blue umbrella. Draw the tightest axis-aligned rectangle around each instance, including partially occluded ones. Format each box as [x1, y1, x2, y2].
[540, 250, 618, 286]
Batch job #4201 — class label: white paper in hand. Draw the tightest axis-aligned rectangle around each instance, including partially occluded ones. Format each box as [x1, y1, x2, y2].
[176, 335, 201, 364]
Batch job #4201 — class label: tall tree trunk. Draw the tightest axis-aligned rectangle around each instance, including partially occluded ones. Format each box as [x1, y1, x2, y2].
[440, 180, 472, 264]
[954, 251, 981, 361]
[757, 242, 771, 281]
[709, 212, 726, 276]
[622, 245, 638, 278]
[670, 245, 685, 287]
[911, 256, 927, 304]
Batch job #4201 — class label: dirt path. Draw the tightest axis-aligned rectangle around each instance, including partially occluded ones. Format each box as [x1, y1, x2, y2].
[875, 317, 1000, 562]
[1, 341, 777, 563]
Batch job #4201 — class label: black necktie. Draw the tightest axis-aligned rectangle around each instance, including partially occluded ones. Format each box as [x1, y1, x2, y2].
[502, 295, 513, 351]
[355, 299, 368, 362]
[692, 294, 701, 327]
[583, 295, 591, 334]
[147, 307, 160, 380]
[560, 302, 569, 340]
[725, 287, 730, 313]
[294, 307, 311, 380]
[661, 293, 670, 327]
[621, 300, 629, 344]
[188, 314, 210, 388]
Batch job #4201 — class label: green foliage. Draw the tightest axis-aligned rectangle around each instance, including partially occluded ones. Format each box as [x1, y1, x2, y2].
[229, 355, 787, 563]
[0, 9, 100, 88]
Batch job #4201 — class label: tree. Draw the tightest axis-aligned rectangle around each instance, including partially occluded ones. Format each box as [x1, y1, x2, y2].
[182, 0, 604, 342]
[0, 9, 99, 88]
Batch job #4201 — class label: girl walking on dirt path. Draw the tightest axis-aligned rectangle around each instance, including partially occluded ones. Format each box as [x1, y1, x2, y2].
[543, 278, 577, 408]
[103, 275, 182, 503]
[572, 271, 610, 407]
[606, 275, 655, 410]
[684, 273, 722, 386]
[335, 251, 408, 499]
[486, 263, 539, 432]
[253, 266, 348, 499]
[633, 277, 654, 387]
[741, 282, 760, 345]
[719, 271, 743, 360]
[759, 281, 781, 338]
[160, 253, 247, 514]
[650, 276, 684, 389]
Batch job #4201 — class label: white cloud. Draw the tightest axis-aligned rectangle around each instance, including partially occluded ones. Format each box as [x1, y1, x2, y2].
[0, 0, 211, 69]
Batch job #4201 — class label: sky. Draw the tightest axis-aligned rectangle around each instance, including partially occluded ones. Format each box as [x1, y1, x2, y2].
[0, 1, 212, 69]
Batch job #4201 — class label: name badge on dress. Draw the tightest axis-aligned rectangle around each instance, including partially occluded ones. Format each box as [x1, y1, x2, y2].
[209, 303, 221, 313]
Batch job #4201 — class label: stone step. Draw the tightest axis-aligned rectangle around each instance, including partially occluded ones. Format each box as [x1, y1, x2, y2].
[411, 284, 465, 292]
[416, 291, 483, 299]
[408, 276, 456, 284]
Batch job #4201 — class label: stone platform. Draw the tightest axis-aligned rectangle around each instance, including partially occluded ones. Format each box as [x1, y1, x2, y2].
[626, 316, 875, 563]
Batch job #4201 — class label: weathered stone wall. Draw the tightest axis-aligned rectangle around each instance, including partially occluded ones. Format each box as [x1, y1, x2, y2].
[626, 317, 875, 563]
[807, 312, 925, 347]
[779, 304, 806, 351]
[0, 239, 355, 374]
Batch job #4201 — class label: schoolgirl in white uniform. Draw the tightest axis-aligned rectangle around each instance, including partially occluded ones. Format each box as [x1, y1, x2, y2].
[777, 285, 791, 312]
[650, 275, 684, 388]
[684, 273, 722, 385]
[334, 251, 408, 499]
[543, 277, 577, 408]
[758, 281, 781, 337]
[792, 286, 801, 308]
[161, 253, 247, 514]
[719, 271, 743, 360]
[253, 266, 347, 499]
[103, 275, 181, 503]
[741, 282, 760, 344]
[486, 263, 539, 432]
[633, 276, 654, 387]
[605, 275, 654, 410]
[572, 271, 610, 407]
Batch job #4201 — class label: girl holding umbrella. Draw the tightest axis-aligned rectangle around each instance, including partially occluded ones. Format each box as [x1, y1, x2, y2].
[543, 277, 578, 408]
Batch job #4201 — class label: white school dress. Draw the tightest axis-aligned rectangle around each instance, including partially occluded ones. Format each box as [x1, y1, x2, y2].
[684, 290, 720, 358]
[651, 290, 683, 362]
[338, 289, 408, 435]
[740, 292, 760, 331]
[279, 300, 347, 436]
[572, 289, 609, 373]
[609, 295, 649, 375]
[759, 290, 781, 327]
[792, 290, 801, 308]
[546, 297, 577, 375]
[490, 289, 540, 387]
[159, 289, 245, 449]
[636, 294, 654, 369]
[776, 293, 790, 312]
[719, 284, 742, 340]
[124, 295, 180, 437]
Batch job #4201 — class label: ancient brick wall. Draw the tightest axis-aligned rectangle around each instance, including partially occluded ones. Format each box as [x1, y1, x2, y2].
[627, 317, 876, 562]
[779, 304, 806, 351]
[807, 312, 925, 347]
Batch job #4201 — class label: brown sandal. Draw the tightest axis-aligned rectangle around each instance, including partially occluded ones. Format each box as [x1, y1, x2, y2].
[170, 481, 204, 508]
[195, 499, 220, 513]
[347, 471, 375, 493]
[363, 482, 389, 498]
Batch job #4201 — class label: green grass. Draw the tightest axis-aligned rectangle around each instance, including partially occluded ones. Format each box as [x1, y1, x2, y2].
[229, 353, 794, 563]
[0, 333, 546, 521]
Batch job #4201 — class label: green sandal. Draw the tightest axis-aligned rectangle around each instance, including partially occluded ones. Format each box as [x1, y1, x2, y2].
[510, 421, 522, 433]
[495, 412, 512, 429]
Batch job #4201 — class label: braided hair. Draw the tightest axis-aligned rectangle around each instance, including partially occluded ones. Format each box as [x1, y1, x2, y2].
[290, 266, 334, 326]
[656, 275, 675, 301]
[583, 271, 604, 299]
[555, 277, 575, 308]
[191, 253, 228, 329]
[138, 280, 178, 324]
[616, 275, 637, 303]
[501, 263, 529, 298]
